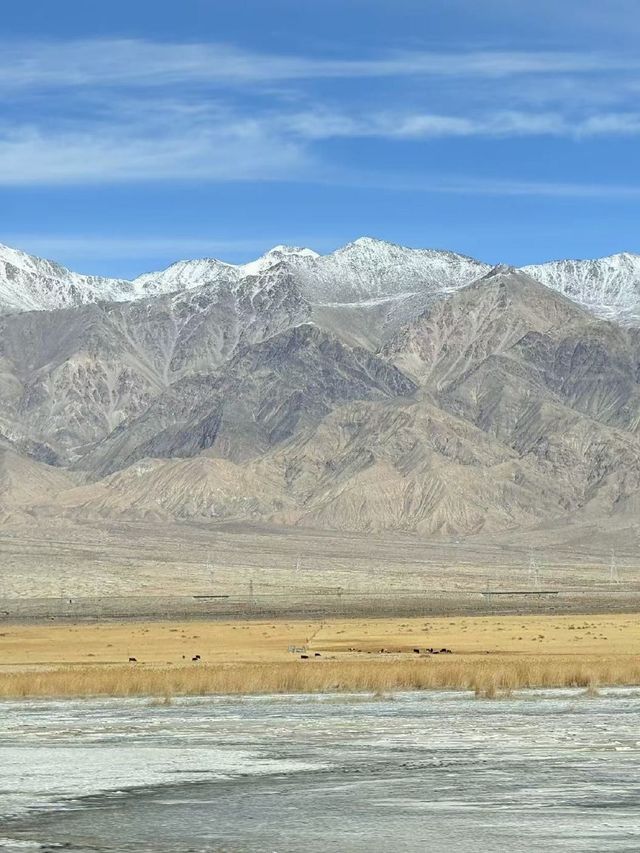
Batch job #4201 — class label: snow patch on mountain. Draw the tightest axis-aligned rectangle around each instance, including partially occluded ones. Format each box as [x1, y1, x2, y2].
[1, 238, 640, 325]
[0, 243, 134, 314]
[132, 246, 320, 299]
[523, 253, 640, 322]
[239, 245, 319, 277]
[132, 258, 238, 298]
[0, 244, 320, 315]
[292, 237, 490, 304]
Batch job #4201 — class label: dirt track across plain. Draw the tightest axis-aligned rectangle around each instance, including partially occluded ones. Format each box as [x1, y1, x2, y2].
[2, 612, 639, 668]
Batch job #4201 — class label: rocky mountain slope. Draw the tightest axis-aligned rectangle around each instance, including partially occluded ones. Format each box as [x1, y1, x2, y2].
[0, 267, 310, 463]
[76, 323, 416, 476]
[0, 238, 639, 538]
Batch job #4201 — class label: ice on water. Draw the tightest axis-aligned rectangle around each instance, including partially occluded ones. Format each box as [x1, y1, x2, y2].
[1, 689, 639, 851]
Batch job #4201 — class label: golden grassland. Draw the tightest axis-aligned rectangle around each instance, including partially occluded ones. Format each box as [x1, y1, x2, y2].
[2, 656, 639, 699]
[1, 613, 639, 697]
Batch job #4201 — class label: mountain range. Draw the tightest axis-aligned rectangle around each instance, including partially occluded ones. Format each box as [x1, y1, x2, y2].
[1, 237, 639, 539]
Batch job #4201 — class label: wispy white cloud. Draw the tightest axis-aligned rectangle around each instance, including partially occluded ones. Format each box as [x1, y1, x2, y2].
[442, 177, 640, 198]
[338, 171, 640, 199]
[0, 38, 637, 92]
[285, 108, 640, 139]
[0, 117, 309, 185]
[284, 110, 562, 139]
[2, 102, 640, 187]
[1, 38, 638, 190]
[577, 112, 640, 136]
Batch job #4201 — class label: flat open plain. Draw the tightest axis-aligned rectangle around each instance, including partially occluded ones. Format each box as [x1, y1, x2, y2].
[3, 613, 640, 665]
[2, 613, 639, 697]
[1, 521, 639, 696]
[1, 519, 638, 600]
[2, 520, 640, 624]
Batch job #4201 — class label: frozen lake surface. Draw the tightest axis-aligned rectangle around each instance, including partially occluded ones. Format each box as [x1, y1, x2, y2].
[1, 688, 639, 851]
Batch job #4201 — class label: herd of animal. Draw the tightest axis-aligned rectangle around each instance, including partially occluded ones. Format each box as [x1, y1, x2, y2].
[345, 647, 454, 656]
[126, 647, 454, 663]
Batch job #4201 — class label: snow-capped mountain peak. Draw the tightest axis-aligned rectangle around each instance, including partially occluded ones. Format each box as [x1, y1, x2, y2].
[131, 258, 238, 298]
[297, 237, 490, 304]
[237, 245, 319, 277]
[1, 238, 639, 325]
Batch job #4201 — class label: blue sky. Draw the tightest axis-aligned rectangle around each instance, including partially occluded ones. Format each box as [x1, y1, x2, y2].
[2, 0, 640, 277]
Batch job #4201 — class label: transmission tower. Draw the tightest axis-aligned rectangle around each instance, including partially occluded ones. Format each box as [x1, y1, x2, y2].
[206, 551, 214, 586]
[527, 551, 541, 589]
[609, 548, 621, 585]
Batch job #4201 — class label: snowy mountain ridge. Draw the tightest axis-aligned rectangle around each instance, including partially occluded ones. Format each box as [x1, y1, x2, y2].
[131, 245, 320, 297]
[0, 238, 639, 323]
[0, 242, 134, 313]
[523, 252, 640, 321]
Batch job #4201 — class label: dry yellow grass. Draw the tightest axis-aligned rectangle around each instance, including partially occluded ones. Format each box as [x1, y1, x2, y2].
[2, 613, 639, 667]
[1, 655, 638, 699]
[1, 613, 639, 697]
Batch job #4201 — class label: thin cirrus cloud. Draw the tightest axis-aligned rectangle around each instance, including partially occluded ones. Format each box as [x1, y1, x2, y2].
[0, 38, 638, 90]
[350, 173, 640, 199]
[283, 109, 640, 139]
[1, 37, 639, 191]
[3, 106, 640, 188]
[0, 121, 310, 185]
